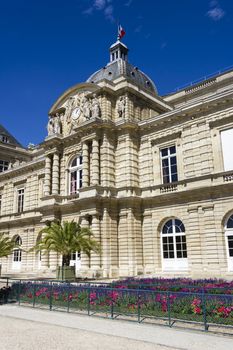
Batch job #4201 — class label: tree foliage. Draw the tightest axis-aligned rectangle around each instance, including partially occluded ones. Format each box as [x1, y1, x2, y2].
[33, 221, 100, 266]
[0, 233, 15, 258]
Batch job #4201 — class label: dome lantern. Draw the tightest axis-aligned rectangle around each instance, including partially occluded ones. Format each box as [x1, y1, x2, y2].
[109, 40, 129, 63]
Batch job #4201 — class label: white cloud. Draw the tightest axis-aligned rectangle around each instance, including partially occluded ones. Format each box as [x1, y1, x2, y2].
[83, 0, 115, 22]
[83, 7, 94, 15]
[104, 5, 114, 22]
[207, 7, 225, 21]
[125, 0, 133, 6]
[94, 0, 106, 10]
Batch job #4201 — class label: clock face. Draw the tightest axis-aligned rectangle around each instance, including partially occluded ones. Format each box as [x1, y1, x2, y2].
[71, 107, 81, 120]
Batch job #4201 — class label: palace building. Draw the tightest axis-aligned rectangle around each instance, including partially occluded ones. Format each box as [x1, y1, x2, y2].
[0, 38, 233, 279]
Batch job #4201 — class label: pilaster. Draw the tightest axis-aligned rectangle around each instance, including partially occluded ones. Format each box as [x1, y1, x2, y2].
[91, 139, 100, 185]
[90, 214, 101, 273]
[44, 156, 52, 196]
[82, 142, 89, 187]
[52, 153, 60, 195]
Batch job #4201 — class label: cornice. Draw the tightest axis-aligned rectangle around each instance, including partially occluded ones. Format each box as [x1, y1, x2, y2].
[139, 87, 233, 129]
[209, 114, 233, 128]
[0, 157, 44, 181]
[151, 131, 182, 146]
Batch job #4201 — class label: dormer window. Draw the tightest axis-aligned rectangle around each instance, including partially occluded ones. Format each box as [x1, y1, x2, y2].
[0, 135, 9, 143]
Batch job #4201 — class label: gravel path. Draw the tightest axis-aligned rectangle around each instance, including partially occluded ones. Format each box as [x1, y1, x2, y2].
[0, 305, 233, 350]
[0, 315, 175, 350]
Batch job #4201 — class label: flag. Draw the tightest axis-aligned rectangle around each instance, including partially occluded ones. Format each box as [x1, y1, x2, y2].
[118, 25, 126, 40]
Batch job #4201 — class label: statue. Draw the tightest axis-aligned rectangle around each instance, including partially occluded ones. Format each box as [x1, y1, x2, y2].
[116, 96, 126, 118]
[13, 159, 20, 168]
[54, 114, 61, 134]
[47, 118, 54, 136]
[91, 94, 101, 118]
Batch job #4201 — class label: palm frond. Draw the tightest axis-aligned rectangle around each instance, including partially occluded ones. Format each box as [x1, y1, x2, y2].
[30, 220, 100, 265]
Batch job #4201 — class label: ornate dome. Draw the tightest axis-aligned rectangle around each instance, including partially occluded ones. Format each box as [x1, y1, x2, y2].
[87, 40, 158, 95]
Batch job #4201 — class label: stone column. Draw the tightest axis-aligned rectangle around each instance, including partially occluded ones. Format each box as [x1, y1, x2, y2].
[44, 156, 51, 196]
[100, 133, 108, 187]
[82, 142, 89, 187]
[80, 216, 90, 274]
[92, 139, 100, 185]
[52, 153, 60, 195]
[90, 214, 101, 273]
[101, 208, 110, 277]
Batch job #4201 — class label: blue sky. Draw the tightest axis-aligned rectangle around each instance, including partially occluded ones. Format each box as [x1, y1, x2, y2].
[0, 0, 233, 146]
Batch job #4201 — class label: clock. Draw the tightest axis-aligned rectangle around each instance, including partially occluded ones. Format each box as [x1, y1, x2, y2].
[71, 107, 81, 120]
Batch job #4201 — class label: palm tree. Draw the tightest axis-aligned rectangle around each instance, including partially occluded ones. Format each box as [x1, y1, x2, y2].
[34, 220, 100, 268]
[0, 233, 15, 259]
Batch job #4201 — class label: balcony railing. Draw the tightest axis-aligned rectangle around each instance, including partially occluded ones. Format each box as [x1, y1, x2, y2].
[223, 173, 233, 182]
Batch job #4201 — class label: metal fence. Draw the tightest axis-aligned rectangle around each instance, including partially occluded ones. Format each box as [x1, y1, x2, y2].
[1, 278, 233, 334]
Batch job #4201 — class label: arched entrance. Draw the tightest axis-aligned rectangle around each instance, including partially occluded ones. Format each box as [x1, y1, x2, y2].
[161, 218, 188, 271]
[225, 214, 233, 271]
[12, 235, 22, 270]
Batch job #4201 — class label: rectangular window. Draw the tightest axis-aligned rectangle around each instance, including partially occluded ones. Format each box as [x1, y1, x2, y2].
[70, 169, 82, 195]
[17, 188, 24, 213]
[228, 236, 233, 257]
[221, 128, 233, 171]
[160, 145, 178, 184]
[13, 249, 22, 262]
[0, 160, 9, 172]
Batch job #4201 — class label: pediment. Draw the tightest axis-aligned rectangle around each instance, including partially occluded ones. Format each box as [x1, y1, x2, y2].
[49, 82, 99, 115]
[47, 82, 101, 138]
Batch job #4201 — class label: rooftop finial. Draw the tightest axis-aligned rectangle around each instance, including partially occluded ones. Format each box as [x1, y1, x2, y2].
[117, 24, 126, 41]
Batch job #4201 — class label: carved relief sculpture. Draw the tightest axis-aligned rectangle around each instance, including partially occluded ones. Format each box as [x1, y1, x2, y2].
[61, 91, 102, 135]
[82, 97, 91, 120]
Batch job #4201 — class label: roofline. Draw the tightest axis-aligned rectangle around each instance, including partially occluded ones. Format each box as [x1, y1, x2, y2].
[165, 66, 233, 97]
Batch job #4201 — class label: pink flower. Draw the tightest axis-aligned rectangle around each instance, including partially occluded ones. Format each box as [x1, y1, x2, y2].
[192, 298, 201, 306]
[90, 292, 97, 301]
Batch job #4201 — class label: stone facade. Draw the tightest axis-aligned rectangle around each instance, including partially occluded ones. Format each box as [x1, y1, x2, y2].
[0, 40, 233, 279]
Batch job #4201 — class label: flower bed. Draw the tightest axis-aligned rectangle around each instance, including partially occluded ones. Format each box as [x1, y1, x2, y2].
[9, 278, 233, 328]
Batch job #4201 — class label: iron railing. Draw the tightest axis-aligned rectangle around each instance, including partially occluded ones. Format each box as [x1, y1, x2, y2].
[1, 278, 233, 334]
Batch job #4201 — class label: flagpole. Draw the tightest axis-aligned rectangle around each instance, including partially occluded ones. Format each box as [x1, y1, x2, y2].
[117, 21, 120, 41]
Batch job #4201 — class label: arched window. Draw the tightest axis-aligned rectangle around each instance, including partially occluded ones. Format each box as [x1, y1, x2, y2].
[69, 156, 83, 195]
[225, 214, 233, 271]
[161, 218, 188, 271]
[12, 235, 22, 270]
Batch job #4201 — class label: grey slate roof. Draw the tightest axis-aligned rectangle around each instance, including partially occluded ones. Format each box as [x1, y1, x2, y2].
[0, 124, 23, 147]
[87, 59, 158, 95]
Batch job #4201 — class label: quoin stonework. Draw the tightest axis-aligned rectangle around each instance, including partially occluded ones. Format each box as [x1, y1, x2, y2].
[0, 38, 233, 279]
